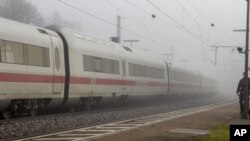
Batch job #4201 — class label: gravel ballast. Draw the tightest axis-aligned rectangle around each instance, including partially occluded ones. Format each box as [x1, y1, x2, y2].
[0, 94, 231, 140]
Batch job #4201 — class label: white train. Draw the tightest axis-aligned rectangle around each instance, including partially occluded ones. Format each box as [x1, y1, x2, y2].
[0, 17, 216, 119]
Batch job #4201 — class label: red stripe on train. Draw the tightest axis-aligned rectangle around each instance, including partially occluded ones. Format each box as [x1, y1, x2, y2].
[95, 79, 137, 86]
[96, 79, 123, 85]
[0, 72, 64, 83]
[0, 72, 167, 87]
[70, 77, 91, 84]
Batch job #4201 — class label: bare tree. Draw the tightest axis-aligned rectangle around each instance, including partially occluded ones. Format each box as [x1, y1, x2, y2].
[0, 0, 45, 26]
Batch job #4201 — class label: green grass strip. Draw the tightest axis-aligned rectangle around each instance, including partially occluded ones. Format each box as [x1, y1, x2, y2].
[194, 124, 229, 141]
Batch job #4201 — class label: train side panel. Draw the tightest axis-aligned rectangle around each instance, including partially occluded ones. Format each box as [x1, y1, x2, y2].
[168, 66, 201, 95]
[0, 18, 65, 113]
[124, 51, 167, 97]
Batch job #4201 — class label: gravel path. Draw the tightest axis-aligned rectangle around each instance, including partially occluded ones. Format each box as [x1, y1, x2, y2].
[0, 94, 231, 140]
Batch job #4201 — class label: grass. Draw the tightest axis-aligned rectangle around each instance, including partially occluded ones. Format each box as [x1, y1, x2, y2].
[193, 124, 229, 141]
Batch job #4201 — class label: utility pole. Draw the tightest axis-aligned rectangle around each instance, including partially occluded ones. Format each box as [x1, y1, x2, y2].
[232, 0, 250, 119]
[117, 15, 121, 43]
[110, 16, 123, 43]
[243, 0, 250, 119]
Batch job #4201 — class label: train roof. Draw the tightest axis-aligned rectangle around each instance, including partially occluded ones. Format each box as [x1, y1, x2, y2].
[168, 64, 200, 75]
[0, 17, 58, 47]
[48, 26, 166, 68]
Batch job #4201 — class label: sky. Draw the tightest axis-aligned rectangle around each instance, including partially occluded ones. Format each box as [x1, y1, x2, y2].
[29, 0, 246, 86]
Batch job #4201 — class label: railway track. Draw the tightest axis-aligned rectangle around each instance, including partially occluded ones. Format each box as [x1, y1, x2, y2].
[14, 98, 236, 141]
[0, 96, 183, 123]
[0, 94, 232, 140]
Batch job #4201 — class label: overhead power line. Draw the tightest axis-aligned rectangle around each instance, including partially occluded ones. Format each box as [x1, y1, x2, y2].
[146, 0, 211, 47]
[57, 0, 194, 59]
[187, 0, 211, 23]
[124, 0, 180, 28]
[176, 0, 212, 43]
[186, 0, 241, 45]
[105, 0, 201, 50]
[104, 0, 196, 58]
[57, 0, 162, 46]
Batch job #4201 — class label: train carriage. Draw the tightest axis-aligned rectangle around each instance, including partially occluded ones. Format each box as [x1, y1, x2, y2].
[0, 17, 65, 118]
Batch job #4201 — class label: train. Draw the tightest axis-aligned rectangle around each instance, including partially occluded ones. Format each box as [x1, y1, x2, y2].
[0, 17, 217, 119]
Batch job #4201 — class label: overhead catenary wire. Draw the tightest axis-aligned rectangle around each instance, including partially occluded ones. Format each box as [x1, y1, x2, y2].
[176, 0, 212, 43]
[57, 0, 194, 59]
[123, 0, 217, 59]
[124, 0, 180, 29]
[176, 0, 230, 60]
[186, 0, 242, 45]
[105, 0, 200, 50]
[146, 0, 242, 65]
[146, 0, 211, 47]
[104, 0, 195, 58]
[57, 0, 163, 47]
[105, 0, 155, 43]
[186, 0, 211, 24]
[186, 0, 243, 62]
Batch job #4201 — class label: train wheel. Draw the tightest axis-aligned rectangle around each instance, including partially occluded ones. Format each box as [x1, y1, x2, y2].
[1, 110, 13, 119]
[29, 109, 38, 117]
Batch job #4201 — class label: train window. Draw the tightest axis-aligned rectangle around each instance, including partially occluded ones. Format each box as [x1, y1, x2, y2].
[25, 45, 50, 67]
[0, 40, 49, 67]
[134, 65, 140, 76]
[102, 59, 112, 73]
[83, 55, 119, 74]
[122, 60, 126, 76]
[129, 63, 134, 76]
[5, 41, 24, 64]
[143, 66, 145, 77]
[94, 57, 102, 72]
[23, 46, 28, 64]
[161, 69, 165, 79]
[54, 47, 60, 70]
[150, 68, 155, 78]
[43, 48, 50, 67]
[83, 55, 93, 71]
[0, 40, 6, 62]
[155, 69, 159, 78]
[128, 63, 164, 79]
[157, 69, 162, 78]
[139, 65, 143, 76]
[27, 45, 44, 66]
[110, 60, 115, 73]
[113, 60, 120, 74]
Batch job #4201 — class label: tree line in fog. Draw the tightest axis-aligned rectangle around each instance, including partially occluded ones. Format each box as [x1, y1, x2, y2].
[0, 0, 81, 29]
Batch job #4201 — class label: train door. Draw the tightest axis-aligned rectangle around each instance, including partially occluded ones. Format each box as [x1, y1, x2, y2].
[50, 35, 64, 95]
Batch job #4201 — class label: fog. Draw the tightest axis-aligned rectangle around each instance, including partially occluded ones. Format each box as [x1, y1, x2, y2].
[28, 0, 246, 97]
